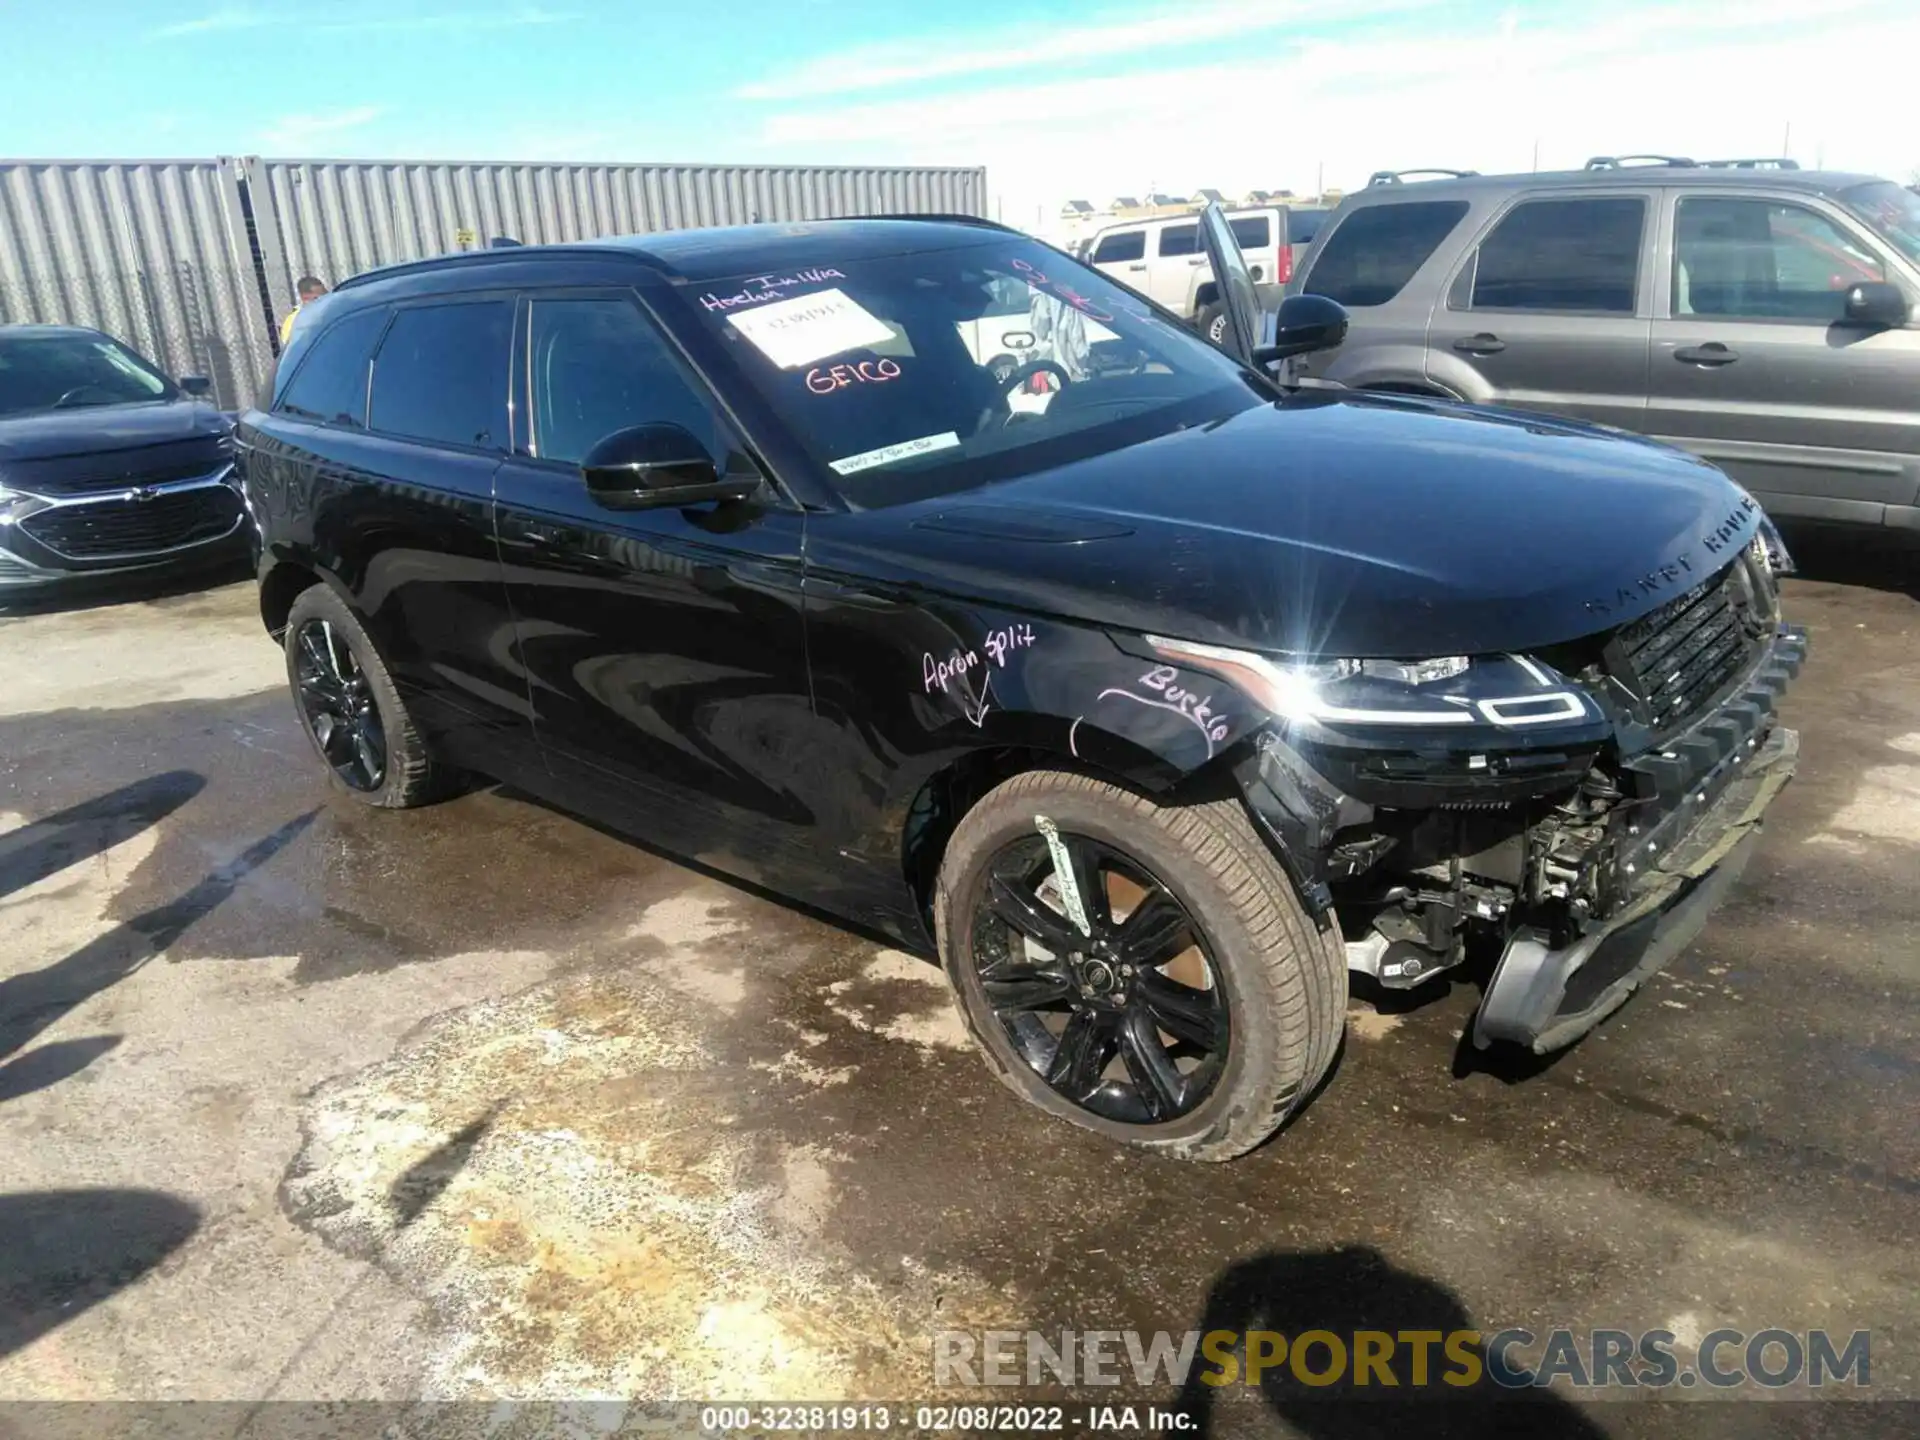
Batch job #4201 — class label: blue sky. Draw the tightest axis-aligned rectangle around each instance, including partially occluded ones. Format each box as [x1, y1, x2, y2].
[2, 0, 1914, 230]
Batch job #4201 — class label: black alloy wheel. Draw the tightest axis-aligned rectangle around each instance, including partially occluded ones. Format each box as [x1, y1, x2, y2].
[971, 831, 1229, 1125]
[293, 617, 386, 792]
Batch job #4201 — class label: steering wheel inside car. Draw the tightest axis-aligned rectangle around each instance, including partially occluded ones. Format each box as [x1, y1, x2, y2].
[1000, 358, 1071, 396]
[994, 358, 1072, 428]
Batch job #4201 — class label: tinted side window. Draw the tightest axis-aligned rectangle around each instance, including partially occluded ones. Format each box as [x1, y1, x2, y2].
[529, 297, 735, 467]
[1469, 197, 1644, 313]
[1159, 224, 1200, 258]
[275, 307, 387, 427]
[1302, 201, 1469, 307]
[1674, 197, 1886, 321]
[368, 300, 511, 449]
[1288, 210, 1325, 246]
[1092, 230, 1145, 263]
[1229, 215, 1271, 250]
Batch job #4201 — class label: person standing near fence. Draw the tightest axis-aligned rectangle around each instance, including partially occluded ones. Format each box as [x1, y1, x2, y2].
[280, 276, 329, 345]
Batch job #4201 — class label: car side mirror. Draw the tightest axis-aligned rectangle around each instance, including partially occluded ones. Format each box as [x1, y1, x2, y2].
[179, 375, 212, 397]
[580, 423, 760, 510]
[1843, 280, 1908, 328]
[1251, 293, 1349, 365]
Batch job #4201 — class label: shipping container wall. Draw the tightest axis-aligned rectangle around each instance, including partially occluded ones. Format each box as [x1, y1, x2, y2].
[0, 159, 278, 410]
[1, 156, 987, 413]
[250, 159, 988, 319]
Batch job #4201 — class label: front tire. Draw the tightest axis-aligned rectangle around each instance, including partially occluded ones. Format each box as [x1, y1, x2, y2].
[934, 770, 1346, 1160]
[1197, 303, 1228, 346]
[283, 584, 456, 808]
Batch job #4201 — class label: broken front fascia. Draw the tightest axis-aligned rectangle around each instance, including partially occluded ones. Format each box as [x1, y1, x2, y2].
[1225, 616, 1807, 1049]
[1215, 644, 1620, 914]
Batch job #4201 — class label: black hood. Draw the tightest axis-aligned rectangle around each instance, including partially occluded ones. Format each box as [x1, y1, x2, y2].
[810, 391, 1766, 658]
[0, 398, 230, 465]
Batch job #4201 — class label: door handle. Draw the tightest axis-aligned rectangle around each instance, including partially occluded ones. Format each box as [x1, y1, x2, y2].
[515, 523, 570, 550]
[1452, 332, 1506, 355]
[1127, 263, 1147, 272]
[1187, 257, 1206, 266]
[1674, 343, 1739, 367]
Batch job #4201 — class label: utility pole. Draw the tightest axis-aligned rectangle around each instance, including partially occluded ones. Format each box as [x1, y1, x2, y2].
[1782, 121, 1792, 158]
[1532, 138, 1539, 172]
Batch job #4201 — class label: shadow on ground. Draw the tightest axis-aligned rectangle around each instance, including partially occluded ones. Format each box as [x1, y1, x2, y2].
[0, 556, 251, 619]
[387, 1100, 502, 1228]
[1777, 526, 1918, 599]
[0, 801, 317, 1095]
[0, 1189, 201, 1360]
[0, 771, 206, 903]
[1175, 1245, 1605, 1438]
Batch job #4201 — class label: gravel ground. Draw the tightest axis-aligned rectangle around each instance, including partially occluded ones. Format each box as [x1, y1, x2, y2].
[1, 551, 1916, 1436]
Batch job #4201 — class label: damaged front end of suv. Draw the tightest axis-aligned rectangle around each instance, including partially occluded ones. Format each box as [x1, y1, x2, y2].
[1183, 523, 1806, 1053]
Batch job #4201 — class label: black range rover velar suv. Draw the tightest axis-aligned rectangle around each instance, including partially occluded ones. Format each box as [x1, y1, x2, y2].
[236, 206, 1805, 1159]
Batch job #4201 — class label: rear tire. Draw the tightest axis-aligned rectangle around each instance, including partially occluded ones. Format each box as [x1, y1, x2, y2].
[283, 583, 458, 809]
[934, 769, 1346, 1161]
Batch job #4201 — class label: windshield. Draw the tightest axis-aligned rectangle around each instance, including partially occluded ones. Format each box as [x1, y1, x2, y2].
[677, 235, 1265, 507]
[0, 332, 175, 417]
[1841, 181, 1920, 265]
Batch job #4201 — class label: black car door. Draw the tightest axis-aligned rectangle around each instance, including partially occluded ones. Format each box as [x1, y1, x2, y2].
[247, 296, 532, 776]
[491, 287, 819, 872]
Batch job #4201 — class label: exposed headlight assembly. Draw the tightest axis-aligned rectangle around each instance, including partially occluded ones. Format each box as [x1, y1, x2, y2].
[1145, 635, 1595, 730]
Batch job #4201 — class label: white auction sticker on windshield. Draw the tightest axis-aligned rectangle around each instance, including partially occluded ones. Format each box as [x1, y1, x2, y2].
[829, 431, 961, 475]
[725, 287, 893, 369]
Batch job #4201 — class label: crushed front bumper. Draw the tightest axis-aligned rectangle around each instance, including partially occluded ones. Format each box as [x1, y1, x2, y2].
[1473, 717, 1799, 1054]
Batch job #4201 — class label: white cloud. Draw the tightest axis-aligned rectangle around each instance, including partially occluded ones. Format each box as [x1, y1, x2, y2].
[733, 0, 1430, 100]
[150, 7, 271, 38]
[739, 0, 1920, 231]
[260, 105, 386, 152]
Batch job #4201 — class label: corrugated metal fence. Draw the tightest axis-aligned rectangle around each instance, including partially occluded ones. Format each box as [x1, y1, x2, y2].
[0, 160, 278, 412]
[0, 157, 987, 410]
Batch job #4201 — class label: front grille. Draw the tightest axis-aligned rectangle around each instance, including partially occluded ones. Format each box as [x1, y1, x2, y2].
[29, 457, 222, 497]
[22, 444, 230, 498]
[1609, 559, 1766, 735]
[19, 486, 242, 560]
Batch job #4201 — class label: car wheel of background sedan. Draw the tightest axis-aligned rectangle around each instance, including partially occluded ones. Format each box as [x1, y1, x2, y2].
[282, 583, 457, 809]
[935, 769, 1346, 1160]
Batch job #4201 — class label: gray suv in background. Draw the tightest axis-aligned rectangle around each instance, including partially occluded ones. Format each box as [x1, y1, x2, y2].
[1289, 158, 1920, 539]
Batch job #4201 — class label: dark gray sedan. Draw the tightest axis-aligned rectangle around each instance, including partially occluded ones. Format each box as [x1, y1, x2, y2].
[0, 325, 244, 599]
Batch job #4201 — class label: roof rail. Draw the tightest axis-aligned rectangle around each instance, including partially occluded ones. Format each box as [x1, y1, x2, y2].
[1697, 156, 1802, 170]
[1583, 154, 1696, 171]
[1365, 168, 1478, 188]
[863, 213, 1017, 231]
